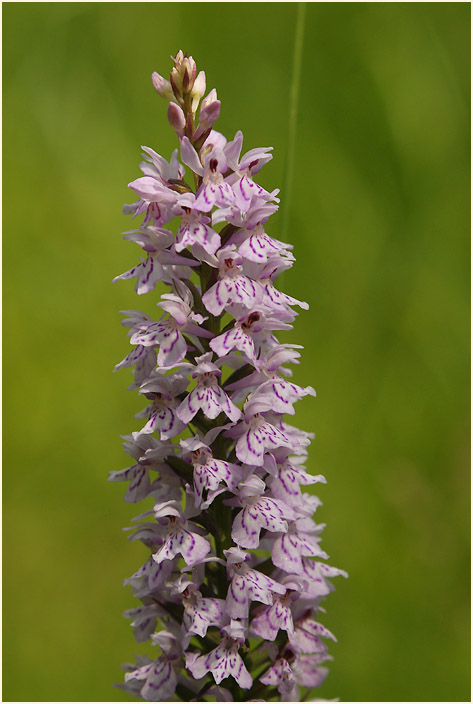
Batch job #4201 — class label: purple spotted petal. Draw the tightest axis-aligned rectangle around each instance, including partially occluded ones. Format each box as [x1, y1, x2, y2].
[187, 639, 252, 689]
[202, 274, 262, 316]
[114, 344, 151, 371]
[270, 461, 326, 507]
[292, 655, 330, 688]
[290, 617, 336, 654]
[251, 597, 295, 641]
[235, 417, 292, 466]
[176, 218, 221, 256]
[130, 321, 169, 347]
[156, 327, 187, 367]
[260, 658, 296, 697]
[183, 597, 225, 640]
[232, 497, 292, 549]
[125, 656, 177, 702]
[226, 566, 285, 619]
[298, 558, 348, 598]
[139, 403, 185, 440]
[272, 526, 329, 574]
[263, 281, 309, 312]
[108, 465, 150, 503]
[123, 556, 174, 599]
[193, 457, 242, 506]
[124, 603, 162, 643]
[210, 325, 256, 361]
[233, 174, 271, 212]
[250, 378, 316, 416]
[238, 229, 291, 264]
[194, 180, 236, 213]
[177, 379, 241, 424]
[153, 523, 210, 566]
[113, 254, 164, 295]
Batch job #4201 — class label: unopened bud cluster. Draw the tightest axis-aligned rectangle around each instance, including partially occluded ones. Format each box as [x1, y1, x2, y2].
[152, 50, 219, 145]
[112, 51, 346, 702]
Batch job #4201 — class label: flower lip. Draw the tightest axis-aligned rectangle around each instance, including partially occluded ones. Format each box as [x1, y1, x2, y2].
[242, 311, 261, 330]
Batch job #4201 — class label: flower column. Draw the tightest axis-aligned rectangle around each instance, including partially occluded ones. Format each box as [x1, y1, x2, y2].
[112, 51, 346, 702]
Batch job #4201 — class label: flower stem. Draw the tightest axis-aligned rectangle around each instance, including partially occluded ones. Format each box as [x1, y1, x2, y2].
[281, 1, 306, 243]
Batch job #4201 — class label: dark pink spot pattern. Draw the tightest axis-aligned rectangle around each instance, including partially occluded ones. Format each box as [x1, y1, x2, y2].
[125, 654, 178, 701]
[232, 496, 294, 549]
[177, 374, 241, 424]
[234, 414, 292, 466]
[251, 596, 296, 641]
[187, 635, 252, 688]
[290, 617, 337, 654]
[225, 561, 285, 619]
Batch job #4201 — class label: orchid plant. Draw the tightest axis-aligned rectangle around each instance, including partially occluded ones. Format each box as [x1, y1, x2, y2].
[111, 50, 347, 702]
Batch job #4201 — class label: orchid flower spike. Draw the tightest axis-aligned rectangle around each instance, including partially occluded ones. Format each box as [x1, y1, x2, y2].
[112, 50, 346, 702]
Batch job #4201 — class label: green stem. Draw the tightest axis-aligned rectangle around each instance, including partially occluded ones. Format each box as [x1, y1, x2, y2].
[223, 363, 254, 387]
[198, 263, 221, 335]
[196, 680, 214, 699]
[176, 683, 198, 701]
[281, 1, 306, 243]
[219, 223, 239, 247]
[245, 682, 275, 701]
[192, 510, 223, 540]
[185, 279, 206, 317]
[252, 556, 274, 575]
[165, 456, 194, 482]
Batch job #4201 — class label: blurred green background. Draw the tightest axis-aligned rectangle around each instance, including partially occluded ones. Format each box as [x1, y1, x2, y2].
[3, 2, 470, 702]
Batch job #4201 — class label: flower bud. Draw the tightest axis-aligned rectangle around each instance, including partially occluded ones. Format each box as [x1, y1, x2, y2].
[201, 88, 218, 112]
[151, 71, 174, 101]
[167, 102, 186, 137]
[191, 71, 206, 113]
[200, 99, 221, 130]
[194, 90, 221, 139]
[171, 50, 197, 96]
